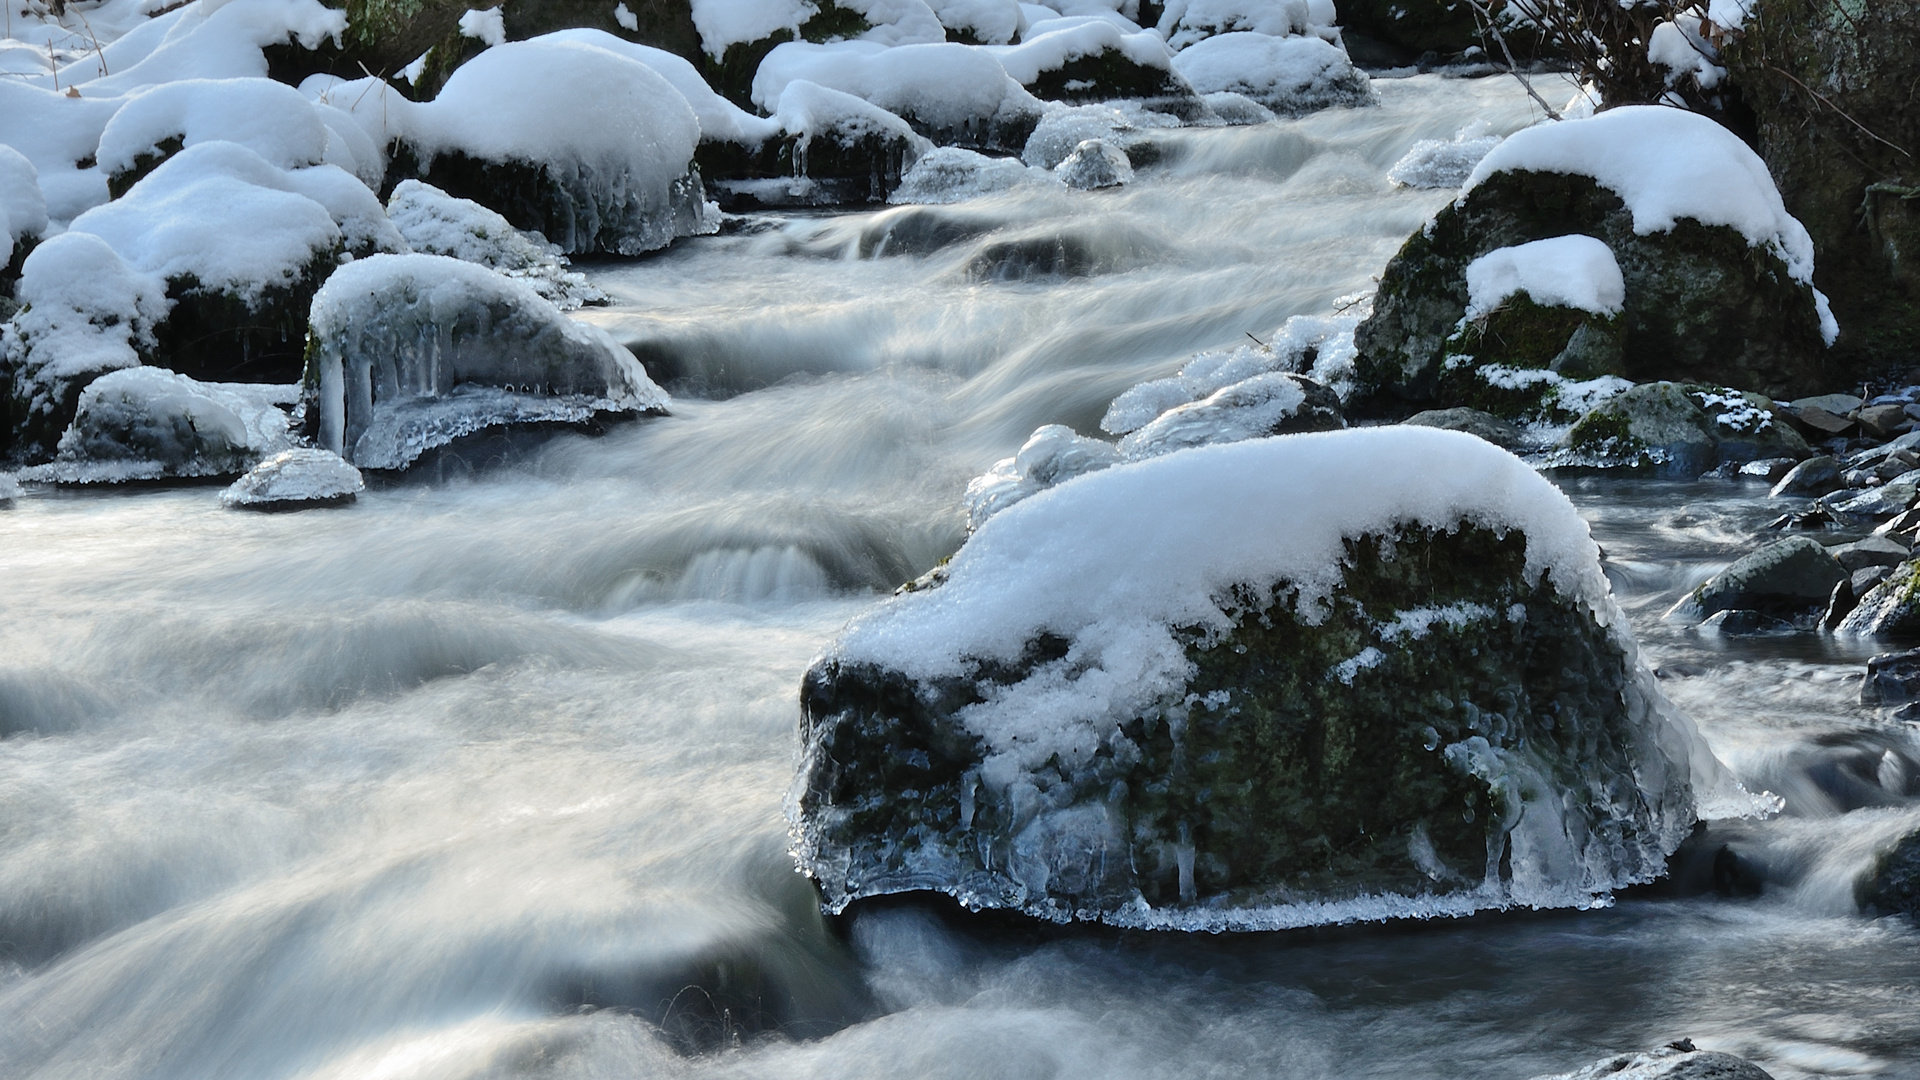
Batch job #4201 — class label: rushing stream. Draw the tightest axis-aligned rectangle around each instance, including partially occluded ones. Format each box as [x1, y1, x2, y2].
[3, 73, 1919, 1080]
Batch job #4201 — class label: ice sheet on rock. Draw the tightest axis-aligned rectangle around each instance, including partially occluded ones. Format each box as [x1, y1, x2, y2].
[1156, 0, 1323, 51]
[1465, 235, 1625, 318]
[752, 40, 1043, 135]
[306, 253, 669, 470]
[221, 447, 364, 509]
[19, 366, 293, 484]
[1022, 104, 1139, 169]
[963, 423, 1120, 529]
[1387, 130, 1503, 189]
[0, 81, 123, 222]
[386, 180, 606, 310]
[1464, 105, 1820, 284]
[96, 78, 330, 179]
[1169, 31, 1371, 114]
[0, 472, 19, 503]
[79, 0, 346, 96]
[987, 17, 1175, 85]
[1053, 138, 1132, 189]
[70, 141, 399, 303]
[0, 145, 47, 266]
[1200, 90, 1277, 125]
[531, 30, 782, 146]
[1116, 371, 1314, 458]
[889, 147, 1062, 204]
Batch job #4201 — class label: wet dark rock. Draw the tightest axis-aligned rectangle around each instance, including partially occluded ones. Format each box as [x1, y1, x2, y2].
[1857, 830, 1920, 919]
[1668, 536, 1846, 622]
[1859, 402, 1912, 440]
[1768, 454, 1840, 497]
[1660, 822, 1771, 899]
[1352, 168, 1832, 412]
[1565, 383, 1806, 477]
[1853, 565, 1894, 598]
[1699, 609, 1796, 635]
[1822, 577, 1859, 630]
[1822, 473, 1920, 523]
[1834, 535, 1911, 572]
[1404, 407, 1524, 450]
[1839, 560, 1920, 637]
[1531, 1045, 1775, 1080]
[1860, 648, 1920, 706]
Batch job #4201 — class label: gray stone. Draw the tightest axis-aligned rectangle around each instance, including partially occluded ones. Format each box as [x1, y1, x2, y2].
[1859, 402, 1911, 439]
[1789, 393, 1864, 415]
[1770, 455, 1841, 497]
[1403, 407, 1525, 450]
[1825, 473, 1920, 522]
[1671, 535, 1847, 621]
[1739, 456, 1798, 481]
[1790, 404, 1855, 435]
[1565, 383, 1720, 477]
[1860, 648, 1920, 706]
[1859, 829, 1920, 917]
[1838, 561, 1920, 637]
[1699, 609, 1796, 635]
[1834, 535, 1910, 572]
[1854, 565, 1894, 596]
[1531, 1045, 1774, 1080]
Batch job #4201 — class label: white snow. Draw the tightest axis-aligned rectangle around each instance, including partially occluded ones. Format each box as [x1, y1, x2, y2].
[926, 0, 1024, 42]
[70, 140, 400, 302]
[1115, 370, 1316, 457]
[0, 80, 122, 221]
[752, 40, 1043, 133]
[1647, 15, 1722, 90]
[1464, 235, 1625, 318]
[987, 16, 1174, 85]
[688, 0, 817, 57]
[614, 2, 641, 30]
[458, 7, 507, 47]
[889, 146, 1062, 204]
[1157, 0, 1318, 51]
[0, 145, 47, 266]
[306, 253, 670, 470]
[222, 447, 364, 508]
[79, 0, 346, 97]
[96, 77, 330, 178]
[964, 423, 1121, 528]
[1388, 130, 1503, 189]
[771, 80, 931, 161]
[1054, 137, 1132, 188]
[1169, 31, 1368, 111]
[1463, 105, 1821, 284]
[532, 29, 781, 145]
[20, 365, 294, 484]
[2, 231, 165, 392]
[0, 472, 19, 503]
[385, 179, 606, 309]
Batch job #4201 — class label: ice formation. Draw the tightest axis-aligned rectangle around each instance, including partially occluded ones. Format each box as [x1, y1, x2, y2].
[96, 77, 330, 181]
[221, 447, 364, 510]
[889, 147, 1062, 204]
[18, 366, 293, 484]
[0, 472, 18, 504]
[1115, 370, 1336, 457]
[963, 423, 1121, 529]
[1021, 104, 1149, 169]
[752, 40, 1044, 138]
[1102, 307, 1367, 434]
[1053, 138, 1133, 189]
[1387, 131, 1504, 190]
[1168, 31, 1370, 113]
[1463, 105, 1819, 284]
[0, 145, 46, 267]
[1464, 236, 1626, 319]
[385, 180, 606, 310]
[306, 254, 670, 471]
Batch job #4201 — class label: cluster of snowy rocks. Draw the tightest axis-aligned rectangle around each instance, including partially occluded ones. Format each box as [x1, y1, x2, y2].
[0, 0, 1376, 504]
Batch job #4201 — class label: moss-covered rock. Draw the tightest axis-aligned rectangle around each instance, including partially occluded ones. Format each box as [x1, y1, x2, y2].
[1838, 558, 1920, 638]
[796, 520, 1696, 925]
[1432, 293, 1627, 421]
[1352, 170, 1834, 414]
[1563, 382, 1806, 476]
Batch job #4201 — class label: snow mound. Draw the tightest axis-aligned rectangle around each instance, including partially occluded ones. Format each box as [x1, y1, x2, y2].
[531, 29, 781, 146]
[97, 77, 330, 182]
[19, 366, 293, 484]
[1463, 105, 1819, 284]
[69, 141, 399, 304]
[1157, 0, 1330, 51]
[927, 0, 1025, 43]
[80, 0, 347, 97]
[988, 16, 1176, 84]
[0, 81, 123, 222]
[386, 180, 606, 310]
[753, 40, 1043, 139]
[964, 423, 1121, 529]
[689, 0, 945, 57]
[459, 6, 507, 46]
[1387, 132, 1503, 189]
[890, 147, 1062, 204]
[222, 447, 364, 510]
[1169, 31, 1371, 114]
[0, 145, 47, 267]
[1053, 138, 1133, 188]
[772, 80, 932, 162]
[1465, 236, 1626, 318]
[306, 253, 670, 471]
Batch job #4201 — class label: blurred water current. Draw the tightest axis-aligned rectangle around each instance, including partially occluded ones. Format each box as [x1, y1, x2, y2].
[2, 73, 1918, 1080]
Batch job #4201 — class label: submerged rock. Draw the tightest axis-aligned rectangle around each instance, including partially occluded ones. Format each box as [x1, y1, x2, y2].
[221, 447, 364, 511]
[17, 367, 294, 484]
[303, 254, 669, 471]
[793, 428, 1731, 928]
[1859, 829, 1920, 918]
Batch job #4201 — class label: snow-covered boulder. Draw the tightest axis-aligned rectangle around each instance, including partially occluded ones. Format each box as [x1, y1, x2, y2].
[1168, 32, 1371, 115]
[221, 447, 363, 510]
[753, 40, 1046, 152]
[17, 367, 293, 484]
[69, 140, 402, 383]
[1102, 312, 1364, 435]
[303, 254, 669, 471]
[1, 146, 48, 285]
[1116, 371, 1343, 457]
[1052, 137, 1133, 189]
[70, 0, 347, 97]
[1156, 0, 1335, 50]
[989, 17, 1195, 103]
[385, 180, 604, 310]
[0, 81, 124, 223]
[1354, 107, 1838, 412]
[529, 29, 782, 149]
[889, 147, 1062, 205]
[964, 423, 1121, 529]
[793, 427, 1748, 927]
[365, 39, 716, 256]
[97, 77, 332, 197]
[713, 81, 931, 207]
[1, 233, 167, 463]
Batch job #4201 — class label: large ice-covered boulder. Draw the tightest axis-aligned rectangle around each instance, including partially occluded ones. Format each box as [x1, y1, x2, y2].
[1353, 107, 1837, 413]
[369, 39, 717, 256]
[793, 427, 1748, 927]
[385, 180, 604, 310]
[304, 253, 670, 471]
[714, 80, 932, 207]
[1168, 32, 1371, 116]
[17, 367, 294, 484]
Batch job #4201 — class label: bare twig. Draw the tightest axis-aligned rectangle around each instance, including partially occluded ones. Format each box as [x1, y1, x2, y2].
[1767, 63, 1914, 159]
[1245, 331, 1267, 348]
[1464, 0, 1563, 120]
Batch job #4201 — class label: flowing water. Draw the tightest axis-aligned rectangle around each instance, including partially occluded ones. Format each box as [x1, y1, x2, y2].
[4, 74, 1920, 1080]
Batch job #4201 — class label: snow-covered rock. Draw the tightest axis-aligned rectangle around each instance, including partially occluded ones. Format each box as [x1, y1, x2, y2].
[1, 232, 167, 462]
[1561, 382, 1808, 476]
[1168, 32, 1371, 116]
[716, 80, 931, 206]
[1465, 236, 1626, 319]
[1053, 138, 1132, 189]
[221, 446, 364, 510]
[0, 80, 123, 222]
[71, 0, 346, 97]
[989, 16, 1192, 101]
[1156, 0, 1333, 50]
[928, 0, 1026, 43]
[753, 40, 1045, 151]
[386, 180, 605, 310]
[17, 366, 293, 484]
[1103, 310, 1365, 435]
[0, 145, 46, 274]
[304, 253, 670, 471]
[1116, 371, 1342, 457]
[964, 423, 1121, 529]
[96, 77, 331, 196]
[690, 0, 946, 60]
[889, 146, 1062, 204]
[530, 29, 782, 147]
[793, 426, 1753, 927]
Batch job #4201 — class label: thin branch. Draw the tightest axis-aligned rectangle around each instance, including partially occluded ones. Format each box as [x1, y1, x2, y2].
[1465, 0, 1564, 120]
[1768, 62, 1914, 159]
